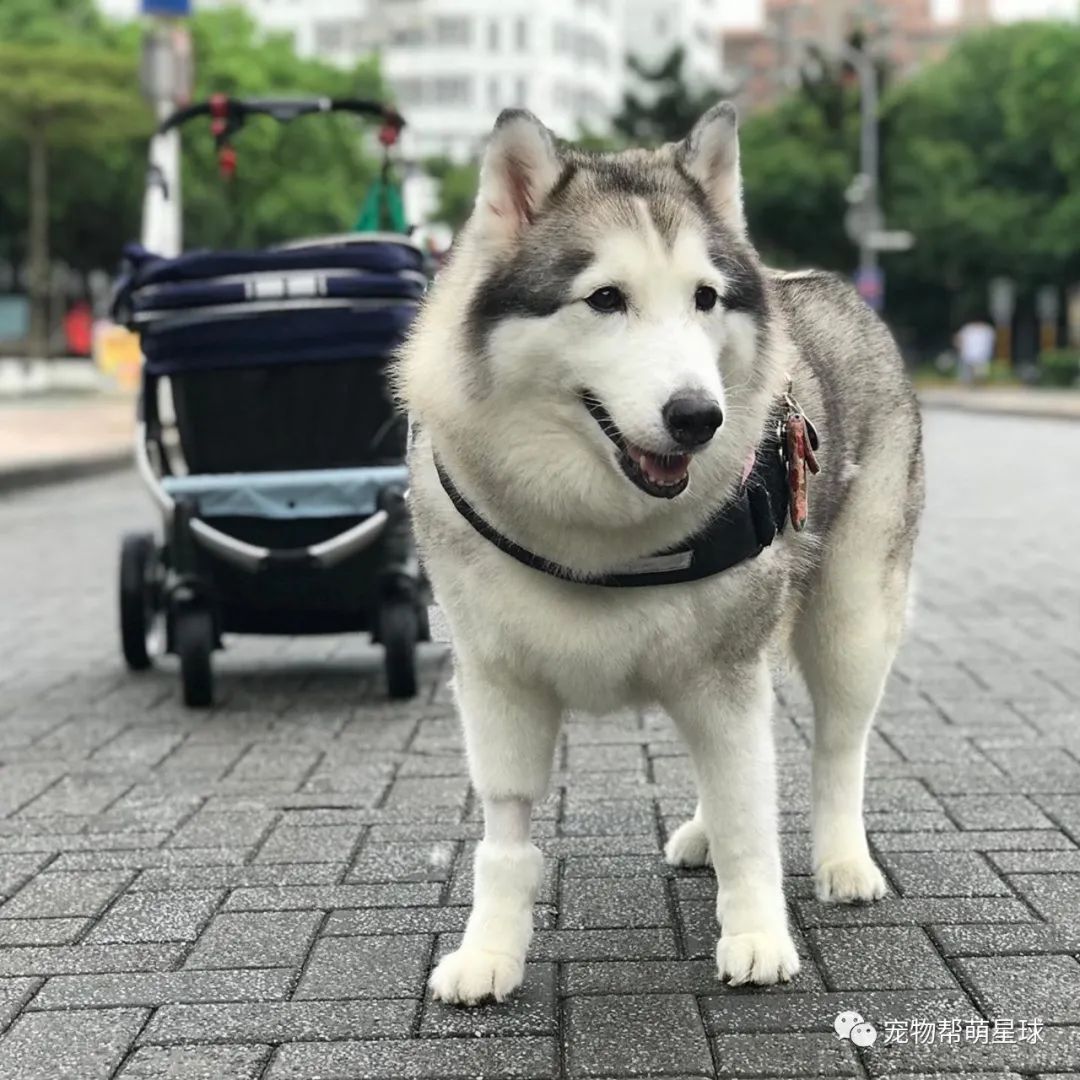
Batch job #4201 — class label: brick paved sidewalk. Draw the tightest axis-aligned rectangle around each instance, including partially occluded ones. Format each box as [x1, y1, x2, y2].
[0, 410, 1077, 1079]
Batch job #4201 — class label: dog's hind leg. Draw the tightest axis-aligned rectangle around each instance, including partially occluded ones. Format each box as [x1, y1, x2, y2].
[667, 659, 800, 985]
[665, 803, 711, 868]
[794, 541, 911, 904]
[427, 660, 561, 1006]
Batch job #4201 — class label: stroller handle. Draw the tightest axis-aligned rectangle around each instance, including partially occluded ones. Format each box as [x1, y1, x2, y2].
[158, 96, 405, 136]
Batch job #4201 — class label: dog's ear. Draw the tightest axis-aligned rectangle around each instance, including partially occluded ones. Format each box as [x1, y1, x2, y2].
[473, 109, 562, 245]
[677, 102, 746, 236]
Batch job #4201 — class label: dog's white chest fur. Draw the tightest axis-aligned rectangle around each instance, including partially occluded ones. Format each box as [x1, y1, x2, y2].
[421, 482, 784, 714]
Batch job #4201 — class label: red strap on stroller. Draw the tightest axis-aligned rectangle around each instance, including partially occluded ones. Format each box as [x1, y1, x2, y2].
[209, 94, 237, 180]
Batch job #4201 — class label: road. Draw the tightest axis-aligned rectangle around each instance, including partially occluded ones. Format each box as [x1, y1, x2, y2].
[0, 410, 1078, 1079]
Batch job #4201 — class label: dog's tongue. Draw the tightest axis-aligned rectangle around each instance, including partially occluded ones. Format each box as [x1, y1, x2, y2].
[628, 445, 691, 486]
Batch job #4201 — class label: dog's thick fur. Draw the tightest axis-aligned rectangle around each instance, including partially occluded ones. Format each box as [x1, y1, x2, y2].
[395, 104, 924, 1003]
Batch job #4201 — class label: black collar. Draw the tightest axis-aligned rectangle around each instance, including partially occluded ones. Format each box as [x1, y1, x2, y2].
[432, 419, 791, 588]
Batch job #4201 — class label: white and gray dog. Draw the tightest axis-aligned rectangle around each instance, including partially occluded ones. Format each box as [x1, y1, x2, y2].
[395, 103, 924, 1004]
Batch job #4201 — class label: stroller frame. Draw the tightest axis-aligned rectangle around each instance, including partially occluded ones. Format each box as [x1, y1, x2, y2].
[117, 95, 428, 707]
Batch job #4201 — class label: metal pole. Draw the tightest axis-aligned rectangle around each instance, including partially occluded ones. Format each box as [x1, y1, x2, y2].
[841, 43, 878, 278]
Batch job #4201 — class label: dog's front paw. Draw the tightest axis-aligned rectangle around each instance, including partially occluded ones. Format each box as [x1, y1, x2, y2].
[664, 818, 711, 868]
[815, 853, 887, 903]
[716, 929, 800, 986]
[429, 946, 524, 1005]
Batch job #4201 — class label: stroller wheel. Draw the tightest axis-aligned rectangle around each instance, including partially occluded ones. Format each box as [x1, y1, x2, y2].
[119, 532, 161, 671]
[379, 600, 418, 700]
[175, 605, 215, 708]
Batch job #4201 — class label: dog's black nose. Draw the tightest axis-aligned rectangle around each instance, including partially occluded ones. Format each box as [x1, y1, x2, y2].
[662, 394, 724, 448]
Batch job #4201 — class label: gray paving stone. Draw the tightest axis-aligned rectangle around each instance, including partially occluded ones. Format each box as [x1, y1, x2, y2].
[565, 960, 718, 995]
[0, 976, 39, 1032]
[382, 776, 469, 809]
[0, 766, 66, 818]
[49, 847, 252, 871]
[875, 829, 1076, 851]
[702, 988, 973, 1034]
[796, 896, 1036, 927]
[1009, 872, 1080, 921]
[323, 904, 469, 936]
[254, 824, 361, 863]
[566, 993, 713, 1076]
[421, 962, 556, 1036]
[0, 854, 49, 898]
[933, 922, 1080, 956]
[811, 927, 959, 990]
[711, 1032, 860, 1076]
[532, 927, 679, 962]
[222, 882, 442, 910]
[863, 1024, 1080, 1076]
[0, 870, 131, 919]
[0, 1006, 148, 1080]
[346, 840, 457, 882]
[294, 933, 430, 999]
[184, 910, 322, 969]
[266, 1036, 558, 1079]
[560, 798, 658, 836]
[130, 862, 345, 891]
[883, 851, 1012, 896]
[85, 888, 222, 943]
[988, 849, 1080, 873]
[559, 875, 670, 929]
[0, 917, 88, 945]
[169, 810, 278, 848]
[29, 967, 293, 1009]
[19, 775, 132, 817]
[116, 1044, 271, 1080]
[884, 1074, 1023, 1080]
[941, 794, 1056, 830]
[139, 998, 417, 1044]
[0, 943, 185, 976]
[563, 854, 670, 878]
[956, 954, 1080, 1023]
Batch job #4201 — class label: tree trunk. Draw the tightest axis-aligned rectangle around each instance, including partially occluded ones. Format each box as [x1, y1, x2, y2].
[26, 128, 50, 360]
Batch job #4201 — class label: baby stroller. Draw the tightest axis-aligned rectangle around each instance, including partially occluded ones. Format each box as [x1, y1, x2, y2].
[113, 96, 428, 707]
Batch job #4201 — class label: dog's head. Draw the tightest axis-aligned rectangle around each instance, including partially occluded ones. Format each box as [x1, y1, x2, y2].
[400, 104, 780, 532]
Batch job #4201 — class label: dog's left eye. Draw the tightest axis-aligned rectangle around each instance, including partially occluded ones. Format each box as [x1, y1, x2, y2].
[585, 286, 627, 314]
[695, 285, 719, 312]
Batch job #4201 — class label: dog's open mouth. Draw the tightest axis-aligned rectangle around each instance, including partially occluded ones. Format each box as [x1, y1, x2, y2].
[582, 394, 691, 499]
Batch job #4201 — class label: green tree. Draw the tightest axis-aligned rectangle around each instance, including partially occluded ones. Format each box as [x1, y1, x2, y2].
[614, 46, 728, 145]
[881, 23, 1076, 348]
[0, 0, 105, 45]
[0, 41, 148, 355]
[0, 1, 387, 328]
[178, 8, 385, 251]
[424, 156, 479, 231]
[740, 95, 855, 271]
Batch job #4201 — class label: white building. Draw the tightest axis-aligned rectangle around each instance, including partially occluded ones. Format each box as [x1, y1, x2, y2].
[623, 0, 727, 91]
[97, 0, 730, 161]
[99, 1, 659, 162]
[373, 0, 625, 161]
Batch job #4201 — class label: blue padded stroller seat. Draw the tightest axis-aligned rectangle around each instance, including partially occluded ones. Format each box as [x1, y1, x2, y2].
[119, 237, 423, 474]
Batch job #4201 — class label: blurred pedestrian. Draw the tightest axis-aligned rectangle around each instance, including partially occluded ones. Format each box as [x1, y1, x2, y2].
[954, 316, 995, 384]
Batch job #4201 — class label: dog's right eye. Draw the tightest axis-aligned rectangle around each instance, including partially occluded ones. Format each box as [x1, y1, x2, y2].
[585, 286, 626, 314]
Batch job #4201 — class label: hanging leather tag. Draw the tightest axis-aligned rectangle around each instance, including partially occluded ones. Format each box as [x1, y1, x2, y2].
[783, 413, 820, 531]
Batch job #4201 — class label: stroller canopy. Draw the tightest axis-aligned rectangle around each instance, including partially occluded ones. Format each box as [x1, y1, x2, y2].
[115, 237, 426, 376]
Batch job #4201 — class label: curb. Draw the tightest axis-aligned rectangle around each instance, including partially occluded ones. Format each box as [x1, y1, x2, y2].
[0, 450, 132, 496]
[918, 394, 1080, 423]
